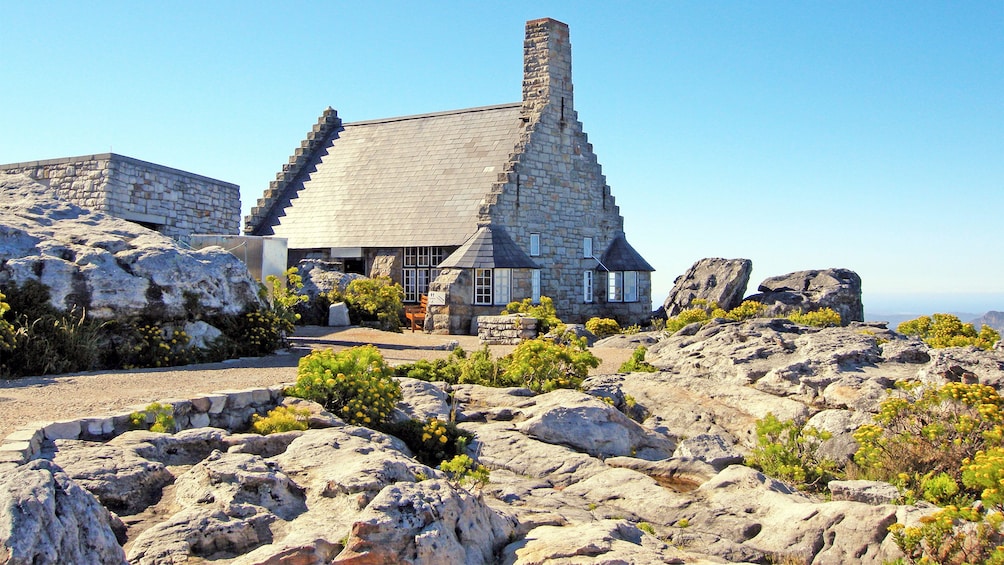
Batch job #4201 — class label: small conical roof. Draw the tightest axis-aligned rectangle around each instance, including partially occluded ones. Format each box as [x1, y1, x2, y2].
[438, 224, 540, 269]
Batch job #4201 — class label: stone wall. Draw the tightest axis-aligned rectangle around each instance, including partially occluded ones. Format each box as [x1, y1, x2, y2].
[0, 154, 240, 241]
[481, 18, 653, 325]
[478, 315, 538, 345]
[0, 385, 286, 465]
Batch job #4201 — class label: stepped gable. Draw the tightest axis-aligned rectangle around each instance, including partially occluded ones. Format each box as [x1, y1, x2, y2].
[244, 107, 342, 235]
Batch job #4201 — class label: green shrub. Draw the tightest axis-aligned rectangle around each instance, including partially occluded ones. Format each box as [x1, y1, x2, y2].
[503, 336, 599, 393]
[637, 522, 656, 535]
[787, 307, 842, 328]
[585, 317, 621, 338]
[264, 267, 308, 339]
[378, 417, 474, 468]
[745, 413, 840, 492]
[439, 454, 490, 489]
[664, 307, 712, 334]
[725, 300, 766, 321]
[285, 345, 401, 426]
[129, 402, 176, 433]
[251, 405, 311, 434]
[502, 296, 562, 334]
[0, 280, 105, 378]
[392, 348, 465, 383]
[0, 291, 14, 351]
[897, 313, 1001, 350]
[618, 346, 657, 373]
[121, 323, 193, 369]
[853, 381, 1003, 505]
[329, 277, 404, 332]
[459, 344, 514, 387]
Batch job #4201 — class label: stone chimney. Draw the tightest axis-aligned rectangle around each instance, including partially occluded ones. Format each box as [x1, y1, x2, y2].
[522, 18, 572, 123]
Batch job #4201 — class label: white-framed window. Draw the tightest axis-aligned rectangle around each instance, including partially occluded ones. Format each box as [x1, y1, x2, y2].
[608, 271, 623, 302]
[583, 237, 593, 258]
[607, 271, 639, 303]
[475, 269, 493, 305]
[529, 233, 541, 257]
[624, 271, 638, 302]
[493, 268, 511, 306]
[531, 269, 541, 304]
[403, 246, 447, 303]
[583, 270, 594, 303]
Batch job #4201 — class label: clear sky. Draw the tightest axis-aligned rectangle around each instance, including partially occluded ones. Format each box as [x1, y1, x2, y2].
[2, 1, 1001, 316]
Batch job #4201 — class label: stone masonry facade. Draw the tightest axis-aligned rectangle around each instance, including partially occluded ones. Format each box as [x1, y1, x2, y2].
[1, 153, 240, 241]
[439, 18, 653, 328]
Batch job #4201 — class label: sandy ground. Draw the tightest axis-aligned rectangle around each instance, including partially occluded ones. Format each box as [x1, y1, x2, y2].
[0, 326, 632, 439]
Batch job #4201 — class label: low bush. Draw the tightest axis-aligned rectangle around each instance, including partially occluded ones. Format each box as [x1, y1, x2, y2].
[264, 267, 308, 343]
[120, 323, 193, 369]
[502, 296, 562, 334]
[129, 402, 176, 434]
[459, 345, 513, 387]
[853, 381, 1003, 505]
[0, 291, 14, 351]
[724, 300, 766, 321]
[503, 336, 599, 393]
[329, 277, 404, 332]
[285, 345, 401, 426]
[585, 317, 621, 338]
[618, 346, 657, 373]
[787, 307, 842, 328]
[251, 405, 311, 435]
[745, 413, 840, 492]
[393, 348, 465, 383]
[378, 417, 473, 468]
[439, 454, 491, 490]
[664, 307, 712, 334]
[897, 313, 1001, 350]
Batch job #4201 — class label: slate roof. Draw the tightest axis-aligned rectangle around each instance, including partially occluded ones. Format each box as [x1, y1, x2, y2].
[438, 225, 540, 269]
[260, 103, 524, 249]
[597, 235, 656, 271]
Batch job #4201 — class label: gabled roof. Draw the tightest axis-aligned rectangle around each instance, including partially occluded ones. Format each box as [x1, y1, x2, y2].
[255, 103, 524, 249]
[597, 235, 655, 271]
[438, 224, 539, 269]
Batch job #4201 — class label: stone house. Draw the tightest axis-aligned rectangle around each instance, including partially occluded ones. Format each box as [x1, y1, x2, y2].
[0, 153, 240, 241]
[245, 18, 654, 333]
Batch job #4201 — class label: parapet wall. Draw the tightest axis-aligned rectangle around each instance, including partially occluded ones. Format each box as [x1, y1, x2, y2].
[0, 385, 286, 465]
[1, 153, 240, 241]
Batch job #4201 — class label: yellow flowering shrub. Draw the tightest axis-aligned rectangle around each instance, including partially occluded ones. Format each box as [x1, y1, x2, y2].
[0, 291, 14, 351]
[285, 345, 400, 427]
[585, 317, 621, 338]
[251, 405, 311, 435]
[787, 307, 842, 328]
[898, 313, 1001, 350]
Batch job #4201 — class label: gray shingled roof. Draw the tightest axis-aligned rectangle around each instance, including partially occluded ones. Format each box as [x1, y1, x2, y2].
[262, 104, 524, 249]
[598, 236, 656, 271]
[438, 225, 540, 269]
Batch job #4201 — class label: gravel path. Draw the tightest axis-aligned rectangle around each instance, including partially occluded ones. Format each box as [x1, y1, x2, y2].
[0, 326, 631, 439]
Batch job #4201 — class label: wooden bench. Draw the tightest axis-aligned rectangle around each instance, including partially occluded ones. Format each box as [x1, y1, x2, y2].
[404, 295, 428, 332]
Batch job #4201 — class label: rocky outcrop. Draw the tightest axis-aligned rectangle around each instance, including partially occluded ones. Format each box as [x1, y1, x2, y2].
[297, 259, 365, 298]
[663, 257, 752, 316]
[0, 173, 261, 319]
[746, 268, 864, 324]
[7, 322, 1004, 564]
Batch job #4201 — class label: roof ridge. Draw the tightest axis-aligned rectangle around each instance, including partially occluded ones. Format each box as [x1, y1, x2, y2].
[344, 103, 520, 126]
[245, 107, 342, 234]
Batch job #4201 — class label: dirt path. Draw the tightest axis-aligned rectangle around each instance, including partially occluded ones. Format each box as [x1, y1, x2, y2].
[0, 327, 631, 439]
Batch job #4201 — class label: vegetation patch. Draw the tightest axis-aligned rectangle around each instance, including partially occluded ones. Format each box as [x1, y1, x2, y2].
[897, 313, 1000, 350]
[618, 346, 657, 373]
[251, 405, 311, 435]
[745, 413, 840, 492]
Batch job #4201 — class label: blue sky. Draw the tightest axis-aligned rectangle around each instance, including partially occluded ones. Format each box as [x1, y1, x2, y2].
[2, 2, 1001, 316]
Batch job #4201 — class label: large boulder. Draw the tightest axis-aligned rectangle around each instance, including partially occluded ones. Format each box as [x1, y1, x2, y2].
[663, 258, 753, 316]
[297, 259, 365, 298]
[0, 459, 127, 565]
[0, 173, 261, 319]
[747, 268, 864, 324]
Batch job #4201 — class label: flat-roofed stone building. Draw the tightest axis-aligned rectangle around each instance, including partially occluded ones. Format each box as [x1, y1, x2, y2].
[246, 18, 654, 333]
[0, 153, 240, 241]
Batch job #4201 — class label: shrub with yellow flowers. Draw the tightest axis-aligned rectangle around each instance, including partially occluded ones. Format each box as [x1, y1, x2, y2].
[851, 381, 1004, 563]
[379, 416, 474, 467]
[898, 313, 1001, 351]
[285, 345, 400, 427]
[122, 323, 193, 369]
[251, 405, 311, 435]
[787, 307, 842, 328]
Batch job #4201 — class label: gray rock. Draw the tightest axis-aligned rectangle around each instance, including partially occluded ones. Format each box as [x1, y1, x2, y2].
[127, 505, 276, 565]
[663, 257, 753, 316]
[0, 173, 261, 319]
[672, 434, 744, 470]
[48, 439, 174, 515]
[746, 268, 864, 324]
[501, 519, 694, 565]
[0, 459, 127, 565]
[297, 259, 364, 298]
[328, 302, 351, 326]
[395, 377, 451, 422]
[515, 389, 675, 460]
[592, 331, 661, 349]
[829, 480, 902, 505]
[334, 479, 515, 565]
